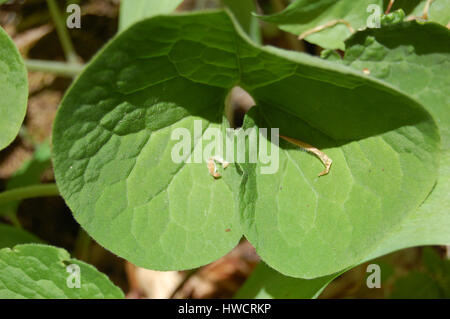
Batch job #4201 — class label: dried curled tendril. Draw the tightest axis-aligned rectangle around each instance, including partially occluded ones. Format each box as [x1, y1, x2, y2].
[206, 136, 332, 178]
[207, 156, 230, 179]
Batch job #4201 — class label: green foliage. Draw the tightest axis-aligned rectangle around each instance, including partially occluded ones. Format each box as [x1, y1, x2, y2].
[390, 0, 450, 25]
[258, 0, 384, 49]
[0, 27, 28, 151]
[0, 244, 124, 298]
[339, 21, 450, 259]
[390, 248, 450, 298]
[53, 10, 442, 279]
[0, 225, 42, 249]
[235, 262, 340, 298]
[257, 0, 450, 49]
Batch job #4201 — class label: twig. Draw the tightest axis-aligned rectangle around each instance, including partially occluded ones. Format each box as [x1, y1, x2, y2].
[279, 135, 333, 177]
[25, 59, 83, 77]
[298, 19, 354, 41]
[385, 0, 395, 14]
[422, 0, 434, 20]
[46, 0, 81, 64]
[8, 214, 22, 229]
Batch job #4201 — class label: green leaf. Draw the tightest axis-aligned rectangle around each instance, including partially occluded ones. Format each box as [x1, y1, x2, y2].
[53, 10, 440, 277]
[119, 0, 183, 32]
[257, 0, 450, 50]
[340, 21, 450, 260]
[0, 244, 124, 298]
[234, 262, 339, 299]
[0, 224, 42, 249]
[258, 0, 383, 50]
[0, 27, 28, 151]
[391, 0, 450, 25]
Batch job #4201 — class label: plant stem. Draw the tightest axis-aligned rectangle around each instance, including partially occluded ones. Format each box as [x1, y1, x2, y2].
[9, 214, 22, 229]
[385, 0, 395, 14]
[0, 184, 60, 205]
[74, 229, 92, 262]
[25, 59, 83, 77]
[224, 88, 235, 127]
[46, 0, 80, 64]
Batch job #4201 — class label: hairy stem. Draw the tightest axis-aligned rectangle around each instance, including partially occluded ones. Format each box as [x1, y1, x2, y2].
[46, 0, 80, 64]
[0, 184, 60, 205]
[9, 214, 22, 229]
[25, 59, 83, 77]
[422, 0, 434, 20]
[74, 229, 92, 262]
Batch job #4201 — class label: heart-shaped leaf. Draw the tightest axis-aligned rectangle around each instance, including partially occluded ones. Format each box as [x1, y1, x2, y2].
[0, 26, 28, 151]
[0, 244, 124, 298]
[53, 11, 440, 278]
[338, 21, 450, 260]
